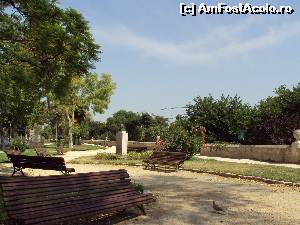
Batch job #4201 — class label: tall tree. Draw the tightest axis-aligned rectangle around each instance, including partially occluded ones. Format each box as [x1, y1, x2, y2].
[1, 0, 100, 96]
[186, 94, 253, 143]
[54, 73, 116, 148]
[247, 84, 300, 144]
[0, 0, 101, 137]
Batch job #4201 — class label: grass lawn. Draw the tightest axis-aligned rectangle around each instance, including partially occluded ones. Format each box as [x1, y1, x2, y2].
[0, 144, 105, 163]
[184, 158, 300, 183]
[70, 156, 300, 183]
[0, 147, 71, 163]
[72, 144, 106, 151]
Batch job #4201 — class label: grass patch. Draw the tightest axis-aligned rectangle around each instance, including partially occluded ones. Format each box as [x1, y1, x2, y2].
[70, 156, 300, 183]
[72, 145, 106, 151]
[0, 146, 72, 163]
[0, 152, 9, 163]
[71, 156, 142, 166]
[184, 158, 300, 183]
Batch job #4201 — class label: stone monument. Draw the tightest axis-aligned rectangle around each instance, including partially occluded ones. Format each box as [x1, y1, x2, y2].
[291, 129, 300, 150]
[290, 129, 300, 162]
[116, 131, 128, 155]
[28, 124, 44, 148]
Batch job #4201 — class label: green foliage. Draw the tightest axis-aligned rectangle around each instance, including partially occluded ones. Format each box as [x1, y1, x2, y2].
[95, 153, 118, 160]
[1, 0, 101, 137]
[132, 182, 144, 194]
[95, 151, 152, 161]
[41, 126, 53, 140]
[11, 136, 27, 152]
[105, 110, 168, 141]
[88, 121, 107, 139]
[246, 84, 300, 144]
[1, 0, 100, 97]
[186, 94, 253, 143]
[51, 73, 116, 147]
[160, 116, 202, 159]
[126, 151, 152, 160]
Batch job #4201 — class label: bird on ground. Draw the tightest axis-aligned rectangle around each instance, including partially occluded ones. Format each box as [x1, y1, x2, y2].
[213, 201, 225, 212]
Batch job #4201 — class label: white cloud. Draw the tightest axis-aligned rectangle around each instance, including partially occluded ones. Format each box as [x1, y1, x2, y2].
[93, 18, 300, 64]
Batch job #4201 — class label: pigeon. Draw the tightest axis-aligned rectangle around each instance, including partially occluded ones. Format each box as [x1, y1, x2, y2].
[213, 201, 225, 212]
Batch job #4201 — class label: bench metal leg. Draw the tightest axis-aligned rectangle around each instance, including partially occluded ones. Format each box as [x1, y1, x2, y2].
[12, 167, 24, 176]
[61, 171, 69, 175]
[137, 205, 146, 215]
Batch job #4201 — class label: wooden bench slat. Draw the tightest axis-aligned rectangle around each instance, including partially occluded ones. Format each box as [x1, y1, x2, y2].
[2, 172, 129, 191]
[7, 187, 135, 213]
[25, 194, 154, 225]
[30, 198, 155, 225]
[0, 169, 127, 184]
[11, 191, 138, 217]
[3, 180, 132, 202]
[143, 151, 187, 171]
[5, 185, 134, 209]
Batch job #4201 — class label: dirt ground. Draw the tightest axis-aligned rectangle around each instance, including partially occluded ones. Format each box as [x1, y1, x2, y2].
[1, 163, 300, 225]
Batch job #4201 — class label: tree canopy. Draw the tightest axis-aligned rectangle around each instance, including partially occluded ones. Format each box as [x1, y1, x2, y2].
[186, 94, 253, 143]
[247, 84, 300, 144]
[0, 0, 102, 138]
[1, 0, 100, 97]
[53, 73, 116, 148]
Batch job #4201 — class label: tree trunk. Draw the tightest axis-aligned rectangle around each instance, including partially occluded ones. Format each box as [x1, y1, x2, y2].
[68, 120, 73, 149]
[65, 108, 74, 149]
[0, 126, 5, 150]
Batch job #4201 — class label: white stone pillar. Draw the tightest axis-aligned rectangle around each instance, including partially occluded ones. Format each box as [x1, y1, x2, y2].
[290, 130, 300, 162]
[116, 131, 128, 155]
[291, 130, 300, 150]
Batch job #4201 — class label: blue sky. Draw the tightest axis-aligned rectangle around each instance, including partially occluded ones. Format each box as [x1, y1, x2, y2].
[60, 0, 300, 121]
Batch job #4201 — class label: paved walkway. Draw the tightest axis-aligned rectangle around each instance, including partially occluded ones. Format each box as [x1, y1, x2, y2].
[62, 146, 116, 162]
[195, 155, 300, 168]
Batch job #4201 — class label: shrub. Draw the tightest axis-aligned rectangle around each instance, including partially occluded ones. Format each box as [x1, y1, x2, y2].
[186, 94, 253, 143]
[95, 153, 119, 160]
[95, 151, 152, 161]
[11, 136, 27, 152]
[127, 151, 152, 160]
[132, 181, 144, 194]
[160, 117, 202, 159]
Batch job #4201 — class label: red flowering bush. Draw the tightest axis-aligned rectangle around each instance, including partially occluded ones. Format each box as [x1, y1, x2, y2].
[160, 117, 202, 159]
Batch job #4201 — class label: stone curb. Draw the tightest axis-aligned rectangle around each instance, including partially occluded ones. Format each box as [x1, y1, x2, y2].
[88, 162, 300, 188]
[181, 168, 300, 188]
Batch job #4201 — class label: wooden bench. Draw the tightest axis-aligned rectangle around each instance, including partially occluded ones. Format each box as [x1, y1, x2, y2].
[0, 169, 155, 225]
[143, 151, 187, 171]
[34, 148, 51, 157]
[4, 150, 21, 156]
[7, 155, 75, 176]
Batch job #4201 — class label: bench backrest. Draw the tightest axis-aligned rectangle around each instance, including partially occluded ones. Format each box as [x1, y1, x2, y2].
[34, 148, 50, 157]
[151, 151, 186, 159]
[0, 169, 132, 221]
[150, 151, 187, 163]
[8, 155, 68, 171]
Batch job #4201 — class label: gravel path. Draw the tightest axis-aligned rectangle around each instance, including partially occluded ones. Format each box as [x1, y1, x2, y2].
[61, 146, 116, 162]
[1, 163, 299, 225]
